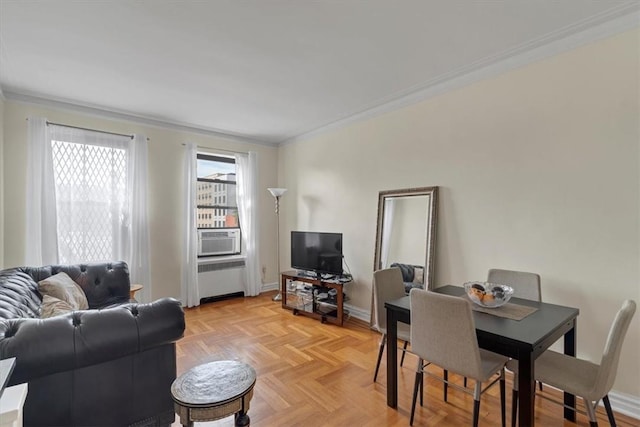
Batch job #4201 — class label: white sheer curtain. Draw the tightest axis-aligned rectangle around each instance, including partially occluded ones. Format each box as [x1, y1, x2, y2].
[126, 134, 152, 302]
[48, 125, 130, 263]
[26, 118, 152, 300]
[25, 117, 58, 265]
[235, 151, 262, 296]
[380, 198, 395, 268]
[181, 143, 199, 307]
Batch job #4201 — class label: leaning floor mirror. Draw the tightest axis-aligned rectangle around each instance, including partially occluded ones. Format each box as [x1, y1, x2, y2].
[372, 186, 439, 313]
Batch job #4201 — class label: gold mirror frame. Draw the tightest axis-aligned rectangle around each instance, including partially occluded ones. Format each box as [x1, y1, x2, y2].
[373, 186, 438, 290]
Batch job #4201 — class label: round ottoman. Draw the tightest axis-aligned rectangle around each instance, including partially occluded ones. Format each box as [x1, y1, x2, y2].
[171, 360, 256, 427]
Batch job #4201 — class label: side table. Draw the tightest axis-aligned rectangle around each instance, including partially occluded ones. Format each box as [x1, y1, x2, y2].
[171, 360, 256, 427]
[130, 283, 143, 299]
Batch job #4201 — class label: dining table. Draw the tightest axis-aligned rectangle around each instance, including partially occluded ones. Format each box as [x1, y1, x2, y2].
[385, 285, 579, 427]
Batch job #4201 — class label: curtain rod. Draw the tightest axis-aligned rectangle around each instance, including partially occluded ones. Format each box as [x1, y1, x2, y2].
[46, 121, 135, 140]
[182, 143, 248, 155]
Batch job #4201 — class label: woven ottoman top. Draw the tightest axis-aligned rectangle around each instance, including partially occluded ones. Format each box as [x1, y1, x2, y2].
[171, 360, 256, 407]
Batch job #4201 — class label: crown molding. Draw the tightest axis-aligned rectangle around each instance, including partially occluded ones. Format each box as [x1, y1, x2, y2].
[2, 90, 277, 147]
[282, 5, 640, 145]
[3, 5, 637, 147]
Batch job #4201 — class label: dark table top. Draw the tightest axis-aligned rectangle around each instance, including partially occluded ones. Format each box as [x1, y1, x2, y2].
[385, 285, 579, 352]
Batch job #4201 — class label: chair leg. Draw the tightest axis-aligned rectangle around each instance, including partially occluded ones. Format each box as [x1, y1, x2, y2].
[419, 365, 424, 406]
[603, 395, 617, 427]
[443, 369, 448, 402]
[464, 377, 468, 388]
[410, 359, 423, 426]
[400, 340, 408, 367]
[373, 334, 386, 382]
[537, 381, 543, 391]
[584, 397, 599, 427]
[473, 382, 482, 427]
[500, 370, 506, 427]
[511, 389, 518, 427]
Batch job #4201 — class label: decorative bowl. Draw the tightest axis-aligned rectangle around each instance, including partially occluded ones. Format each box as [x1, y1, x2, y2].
[463, 282, 514, 308]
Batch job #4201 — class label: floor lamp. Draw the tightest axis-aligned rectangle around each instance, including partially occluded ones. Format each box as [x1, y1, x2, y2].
[268, 187, 287, 301]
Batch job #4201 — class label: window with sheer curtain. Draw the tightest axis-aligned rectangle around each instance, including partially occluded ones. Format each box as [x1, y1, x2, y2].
[26, 118, 151, 301]
[49, 126, 131, 264]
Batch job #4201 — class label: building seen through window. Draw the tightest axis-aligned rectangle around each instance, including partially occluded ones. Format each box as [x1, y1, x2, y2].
[196, 154, 239, 229]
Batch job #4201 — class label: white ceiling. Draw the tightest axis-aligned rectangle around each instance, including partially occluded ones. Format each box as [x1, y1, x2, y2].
[1, 1, 638, 144]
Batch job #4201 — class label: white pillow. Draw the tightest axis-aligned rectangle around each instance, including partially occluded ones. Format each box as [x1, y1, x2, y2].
[413, 267, 424, 284]
[38, 272, 89, 310]
[40, 295, 75, 318]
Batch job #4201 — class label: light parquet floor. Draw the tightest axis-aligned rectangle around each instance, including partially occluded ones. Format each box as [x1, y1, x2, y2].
[172, 291, 638, 427]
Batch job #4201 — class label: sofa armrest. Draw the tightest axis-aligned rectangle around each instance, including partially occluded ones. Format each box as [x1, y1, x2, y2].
[0, 298, 185, 385]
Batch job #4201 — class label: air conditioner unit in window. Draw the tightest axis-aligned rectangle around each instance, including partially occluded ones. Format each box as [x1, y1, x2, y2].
[198, 229, 241, 256]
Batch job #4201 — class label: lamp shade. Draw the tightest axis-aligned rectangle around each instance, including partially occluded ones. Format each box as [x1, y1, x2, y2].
[268, 188, 287, 197]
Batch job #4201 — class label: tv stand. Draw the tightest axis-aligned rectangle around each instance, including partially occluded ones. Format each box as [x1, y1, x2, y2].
[296, 270, 336, 280]
[281, 270, 351, 326]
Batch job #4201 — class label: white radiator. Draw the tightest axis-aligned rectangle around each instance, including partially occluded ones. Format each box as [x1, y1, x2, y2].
[197, 259, 246, 300]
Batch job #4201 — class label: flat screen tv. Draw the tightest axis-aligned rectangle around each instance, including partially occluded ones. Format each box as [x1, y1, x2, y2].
[291, 231, 343, 277]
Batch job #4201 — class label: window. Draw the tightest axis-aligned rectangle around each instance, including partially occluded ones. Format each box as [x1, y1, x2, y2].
[50, 130, 130, 263]
[196, 154, 239, 230]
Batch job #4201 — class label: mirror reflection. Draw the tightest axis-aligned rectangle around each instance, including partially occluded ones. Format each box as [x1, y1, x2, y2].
[373, 186, 438, 291]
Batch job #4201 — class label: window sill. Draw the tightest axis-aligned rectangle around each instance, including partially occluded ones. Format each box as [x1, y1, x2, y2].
[197, 254, 246, 265]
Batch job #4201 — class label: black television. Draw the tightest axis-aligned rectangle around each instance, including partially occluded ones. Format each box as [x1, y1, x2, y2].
[291, 231, 343, 277]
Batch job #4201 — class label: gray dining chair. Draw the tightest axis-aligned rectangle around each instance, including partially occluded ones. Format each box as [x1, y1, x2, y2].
[461, 269, 543, 391]
[372, 267, 411, 382]
[487, 269, 541, 301]
[507, 299, 636, 427]
[409, 289, 508, 427]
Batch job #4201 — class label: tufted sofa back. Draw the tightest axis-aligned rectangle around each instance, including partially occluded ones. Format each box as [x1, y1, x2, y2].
[18, 261, 131, 309]
[0, 270, 42, 320]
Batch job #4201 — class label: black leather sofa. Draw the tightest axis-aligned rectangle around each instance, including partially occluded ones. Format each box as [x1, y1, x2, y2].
[389, 262, 425, 293]
[0, 261, 185, 427]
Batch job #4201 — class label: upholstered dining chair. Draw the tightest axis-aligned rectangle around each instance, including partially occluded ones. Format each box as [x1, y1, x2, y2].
[460, 269, 543, 390]
[409, 289, 508, 427]
[487, 269, 541, 301]
[372, 267, 411, 382]
[507, 299, 636, 427]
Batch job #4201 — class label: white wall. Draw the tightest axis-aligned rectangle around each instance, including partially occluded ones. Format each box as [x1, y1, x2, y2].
[279, 29, 640, 398]
[2, 102, 280, 300]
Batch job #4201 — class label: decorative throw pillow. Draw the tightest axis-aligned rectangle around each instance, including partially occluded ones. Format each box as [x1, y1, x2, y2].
[413, 267, 425, 284]
[40, 295, 75, 318]
[38, 272, 89, 310]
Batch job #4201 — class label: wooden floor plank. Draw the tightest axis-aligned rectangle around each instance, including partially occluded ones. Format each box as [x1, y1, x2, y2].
[172, 291, 639, 426]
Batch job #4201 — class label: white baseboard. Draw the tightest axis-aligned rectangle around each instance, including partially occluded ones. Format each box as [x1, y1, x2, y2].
[607, 390, 640, 421]
[344, 303, 371, 324]
[260, 281, 279, 293]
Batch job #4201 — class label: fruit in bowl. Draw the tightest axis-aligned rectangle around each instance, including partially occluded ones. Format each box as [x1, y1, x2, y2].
[463, 282, 514, 308]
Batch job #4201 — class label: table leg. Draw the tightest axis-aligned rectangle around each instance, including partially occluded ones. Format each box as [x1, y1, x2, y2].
[564, 321, 577, 422]
[518, 352, 535, 427]
[235, 410, 250, 426]
[281, 275, 287, 306]
[386, 307, 399, 408]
